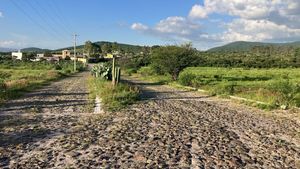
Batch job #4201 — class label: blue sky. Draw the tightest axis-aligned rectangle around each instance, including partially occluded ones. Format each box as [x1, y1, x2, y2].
[0, 0, 300, 50]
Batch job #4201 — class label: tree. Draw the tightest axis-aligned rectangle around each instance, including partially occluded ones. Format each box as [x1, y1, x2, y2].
[84, 41, 93, 57]
[101, 43, 112, 54]
[84, 41, 101, 58]
[151, 44, 197, 80]
[111, 42, 119, 52]
[44, 51, 53, 57]
[23, 52, 36, 61]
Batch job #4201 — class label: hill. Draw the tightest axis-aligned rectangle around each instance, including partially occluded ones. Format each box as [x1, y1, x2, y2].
[21, 47, 50, 53]
[0, 47, 17, 52]
[55, 41, 145, 53]
[208, 41, 300, 52]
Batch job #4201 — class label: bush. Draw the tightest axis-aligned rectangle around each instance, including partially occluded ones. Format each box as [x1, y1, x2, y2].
[268, 79, 300, 108]
[151, 44, 198, 80]
[178, 72, 196, 86]
[137, 66, 156, 76]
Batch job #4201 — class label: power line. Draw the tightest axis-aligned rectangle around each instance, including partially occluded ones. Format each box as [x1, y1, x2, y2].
[10, 0, 60, 41]
[47, 0, 74, 33]
[33, 0, 72, 36]
[24, 0, 68, 42]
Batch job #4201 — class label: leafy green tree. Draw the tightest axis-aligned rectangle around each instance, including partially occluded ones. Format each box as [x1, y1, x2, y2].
[112, 42, 119, 52]
[84, 41, 101, 58]
[101, 43, 112, 54]
[23, 52, 36, 61]
[84, 41, 93, 57]
[44, 51, 53, 57]
[151, 44, 197, 80]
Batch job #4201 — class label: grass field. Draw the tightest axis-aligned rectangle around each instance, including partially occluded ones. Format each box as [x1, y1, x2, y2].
[0, 60, 84, 104]
[178, 67, 300, 108]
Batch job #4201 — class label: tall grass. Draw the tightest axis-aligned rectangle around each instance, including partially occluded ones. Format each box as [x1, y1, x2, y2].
[88, 76, 139, 111]
[178, 67, 300, 108]
[0, 60, 85, 104]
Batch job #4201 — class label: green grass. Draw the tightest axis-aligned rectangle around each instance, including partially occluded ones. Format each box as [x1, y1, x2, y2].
[0, 60, 85, 104]
[88, 76, 139, 111]
[178, 67, 300, 108]
[128, 66, 172, 85]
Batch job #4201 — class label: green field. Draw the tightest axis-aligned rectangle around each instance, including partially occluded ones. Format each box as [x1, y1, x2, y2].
[0, 60, 84, 104]
[178, 67, 300, 108]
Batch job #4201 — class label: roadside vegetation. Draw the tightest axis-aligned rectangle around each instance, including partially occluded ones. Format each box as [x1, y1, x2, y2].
[178, 67, 300, 109]
[0, 60, 85, 104]
[89, 62, 139, 111]
[119, 43, 300, 109]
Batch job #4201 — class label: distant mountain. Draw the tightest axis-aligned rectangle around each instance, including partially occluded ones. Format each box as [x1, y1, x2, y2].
[0, 47, 17, 52]
[55, 41, 145, 53]
[208, 41, 300, 52]
[21, 47, 50, 53]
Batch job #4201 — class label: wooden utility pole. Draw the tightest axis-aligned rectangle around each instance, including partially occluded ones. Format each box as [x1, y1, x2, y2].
[112, 55, 116, 86]
[73, 34, 78, 72]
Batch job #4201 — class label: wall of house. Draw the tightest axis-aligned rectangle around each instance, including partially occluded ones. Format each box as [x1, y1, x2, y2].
[12, 52, 23, 60]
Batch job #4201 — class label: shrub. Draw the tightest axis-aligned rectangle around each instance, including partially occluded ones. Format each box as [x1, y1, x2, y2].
[137, 66, 156, 76]
[268, 79, 300, 108]
[178, 72, 196, 86]
[151, 44, 198, 80]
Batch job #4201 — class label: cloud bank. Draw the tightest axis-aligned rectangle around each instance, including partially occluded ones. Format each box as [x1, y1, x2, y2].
[131, 0, 300, 49]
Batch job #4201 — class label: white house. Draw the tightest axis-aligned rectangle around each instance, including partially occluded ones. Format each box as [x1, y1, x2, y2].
[11, 50, 23, 60]
[37, 53, 44, 58]
[30, 53, 45, 61]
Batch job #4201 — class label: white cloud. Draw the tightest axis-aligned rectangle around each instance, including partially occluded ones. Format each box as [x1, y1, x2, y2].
[189, 0, 279, 20]
[154, 17, 201, 36]
[189, 0, 300, 27]
[132, 0, 300, 49]
[0, 40, 15, 47]
[0, 11, 3, 17]
[131, 23, 148, 31]
[189, 5, 210, 19]
[131, 16, 204, 43]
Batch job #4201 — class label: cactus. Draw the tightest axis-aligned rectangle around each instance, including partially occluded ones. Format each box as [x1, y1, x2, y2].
[91, 56, 121, 86]
[91, 63, 112, 80]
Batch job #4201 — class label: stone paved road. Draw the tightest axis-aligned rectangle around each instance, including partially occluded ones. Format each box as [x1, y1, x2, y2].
[0, 74, 300, 168]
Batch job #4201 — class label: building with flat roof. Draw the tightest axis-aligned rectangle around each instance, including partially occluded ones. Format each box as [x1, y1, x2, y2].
[11, 50, 23, 60]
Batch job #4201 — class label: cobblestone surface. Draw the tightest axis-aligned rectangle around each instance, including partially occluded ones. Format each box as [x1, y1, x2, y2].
[0, 74, 299, 168]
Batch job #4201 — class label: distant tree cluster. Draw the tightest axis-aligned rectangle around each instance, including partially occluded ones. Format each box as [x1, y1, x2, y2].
[197, 46, 300, 68]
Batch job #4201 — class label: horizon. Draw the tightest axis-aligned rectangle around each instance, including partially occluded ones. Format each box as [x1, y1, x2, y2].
[2, 40, 300, 53]
[1, 0, 300, 50]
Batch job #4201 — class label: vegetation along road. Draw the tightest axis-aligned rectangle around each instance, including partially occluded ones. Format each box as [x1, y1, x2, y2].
[0, 71, 300, 168]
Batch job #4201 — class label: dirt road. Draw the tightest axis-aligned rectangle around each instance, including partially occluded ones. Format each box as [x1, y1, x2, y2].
[0, 73, 300, 168]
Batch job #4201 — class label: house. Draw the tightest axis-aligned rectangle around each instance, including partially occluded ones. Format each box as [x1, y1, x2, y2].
[30, 53, 44, 62]
[62, 50, 71, 59]
[37, 53, 44, 58]
[104, 53, 114, 59]
[70, 55, 87, 64]
[11, 50, 23, 60]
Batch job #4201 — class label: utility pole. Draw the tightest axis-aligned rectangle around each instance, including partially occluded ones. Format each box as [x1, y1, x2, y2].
[73, 33, 78, 72]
